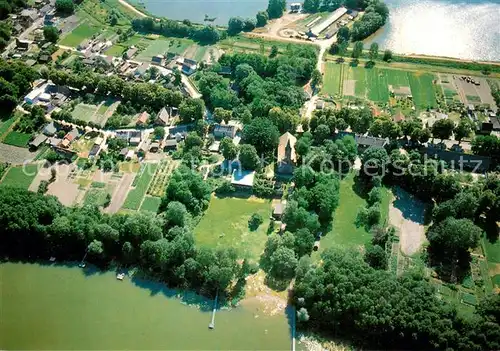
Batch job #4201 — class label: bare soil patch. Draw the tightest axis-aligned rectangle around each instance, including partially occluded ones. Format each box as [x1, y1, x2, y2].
[241, 270, 287, 316]
[389, 187, 427, 256]
[45, 164, 82, 206]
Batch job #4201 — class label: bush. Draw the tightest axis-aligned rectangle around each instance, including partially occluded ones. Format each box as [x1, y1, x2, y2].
[37, 180, 49, 194]
[216, 180, 235, 195]
[248, 213, 264, 230]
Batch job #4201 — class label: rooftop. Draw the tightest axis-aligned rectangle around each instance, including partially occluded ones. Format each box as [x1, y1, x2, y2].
[231, 170, 256, 188]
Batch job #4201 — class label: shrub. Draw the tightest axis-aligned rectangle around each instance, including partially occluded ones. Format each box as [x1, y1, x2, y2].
[248, 213, 264, 230]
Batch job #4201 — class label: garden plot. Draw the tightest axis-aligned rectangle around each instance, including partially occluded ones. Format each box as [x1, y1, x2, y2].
[146, 159, 179, 197]
[407, 72, 437, 109]
[122, 163, 158, 210]
[59, 22, 100, 47]
[389, 186, 427, 256]
[3, 131, 31, 148]
[322, 62, 343, 96]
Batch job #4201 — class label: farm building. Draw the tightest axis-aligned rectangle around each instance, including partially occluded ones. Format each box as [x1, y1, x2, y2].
[149, 142, 160, 153]
[309, 7, 347, 37]
[89, 144, 101, 158]
[182, 58, 197, 76]
[277, 132, 297, 174]
[29, 134, 48, 149]
[421, 148, 491, 172]
[119, 147, 129, 160]
[290, 3, 302, 12]
[130, 137, 141, 146]
[389, 85, 412, 98]
[337, 131, 388, 150]
[152, 55, 164, 65]
[273, 202, 285, 219]
[125, 47, 138, 59]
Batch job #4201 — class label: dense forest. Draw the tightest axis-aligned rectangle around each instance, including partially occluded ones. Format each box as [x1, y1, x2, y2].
[0, 59, 38, 115]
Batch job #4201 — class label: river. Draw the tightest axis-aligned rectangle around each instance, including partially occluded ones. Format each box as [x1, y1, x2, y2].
[0, 262, 293, 350]
[364, 0, 500, 61]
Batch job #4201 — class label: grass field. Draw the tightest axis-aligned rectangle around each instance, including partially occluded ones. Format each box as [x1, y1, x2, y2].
[140, 196, 161, 213]
[0, 164, 38, 189]
[315, 173, 391, 257]
[59, 23, 100, 47]
[366, 68, 390, 102]
[136, 38, 192, 61]
[483, 237, 500, 264]
[194, 195, 272, 260]
[122, 163, 158, 210]
[322, 62, 343, 96]
[3, 131, 31, 148]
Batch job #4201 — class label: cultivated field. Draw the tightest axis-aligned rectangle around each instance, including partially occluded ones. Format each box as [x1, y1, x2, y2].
[0, 143, 37, 164]
[322, 62, 343, 96]
[0, 164, 38, 189]
[122, 163, 158, 210]
[3, 131, 31, 148]
[59, 22, 100, 47]
[194, 195, 273, 260]
[140, 196, 161, 213]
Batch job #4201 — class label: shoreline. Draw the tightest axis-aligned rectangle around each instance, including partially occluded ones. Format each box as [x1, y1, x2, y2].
[118, 0, 500, 66]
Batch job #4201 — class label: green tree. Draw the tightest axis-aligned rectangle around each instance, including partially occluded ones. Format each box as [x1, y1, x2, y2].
[153, 126, 165, 140]
[248, 213, 263, 230]
[431, 118, 455, 141]
[267, 0, 286, 19]
[352, 41, 364, 59]
[164, 201, 189, 228]
[454, 119, 472, 143]
[43, 26, 59, 43]
[239, 144, 260, 170]
[179, 98, 205, 123]
[368, 42, 379, 62]
[242, 117, 280, 154]
[311, 69, 322, 90]
[220, 137, 238, 160]
[337, 26, 350, 43]
[382, 49, 393, 62]
[362, 146, 389, 177]
[297, 307, 310, 322]
[227, 17, 244, 35]
[364, 244, 387, 269]
[88, 239, 104, 260]
[213, 107, 232, 123]
[269, 45, 279, 58]
[294, 228, 315, 257]
[55, 0, 74, 14]
[269, 246, 298, 280]
[256, 11, 269, 27]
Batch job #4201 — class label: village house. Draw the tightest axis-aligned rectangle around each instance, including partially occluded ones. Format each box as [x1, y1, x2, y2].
[273, 201, 285, 219]
[119, 147, 129, 160]
[277, 132, 297, 174]
[29, 134, 48, 150]
[16, 38, 31, 51]
[42, 121, 57, 136]
[151, 55, 164, 65]
[125, 47, 138, 59]
[422, 148, 491, 173]
[20, 9, 38, 26]
[136, 111, 150, 126]
[213, 123, 237, 139]
[149, 142, 160, 153]
[392, 110, 406, 123]
[231, 169, 255, 190]
[164, 139, 178, 151]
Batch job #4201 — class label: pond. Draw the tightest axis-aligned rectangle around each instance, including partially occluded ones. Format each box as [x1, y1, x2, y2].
[0, 262, 293, 350]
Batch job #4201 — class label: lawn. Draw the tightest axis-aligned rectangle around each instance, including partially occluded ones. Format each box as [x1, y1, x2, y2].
[59, 23, 100, 47]
[408, 72, 438, 109]
[135, 38, 192, 61]
[140, 196, 161, 213]
[0, 164, 38, 189]
[194, 195, 272, 260]
[122, 163, 158, 210]
[315, 173, 391, 257]
[106, 44, 126, 56]
[322, 62, 343, 96]
[3, 131, 31, 148]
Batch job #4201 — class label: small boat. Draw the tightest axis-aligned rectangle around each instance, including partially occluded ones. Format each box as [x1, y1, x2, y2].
[116, 273, 125, 281]
[49, 257, 56, 262]
[78, 262, 86, 268]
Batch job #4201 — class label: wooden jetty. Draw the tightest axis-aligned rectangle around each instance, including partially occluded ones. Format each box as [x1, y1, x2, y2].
[208, 289, 218, 329]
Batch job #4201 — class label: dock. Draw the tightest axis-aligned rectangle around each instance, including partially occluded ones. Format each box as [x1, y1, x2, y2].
[208, 289, 218, 329]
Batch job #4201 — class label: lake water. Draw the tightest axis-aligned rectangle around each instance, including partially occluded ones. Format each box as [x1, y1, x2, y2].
[0, 262, 293, 350]
[364, 0, 500, 61]
[134, 0, 293, 26]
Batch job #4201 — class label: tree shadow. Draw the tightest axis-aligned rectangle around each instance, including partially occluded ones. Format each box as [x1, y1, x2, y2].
[350, 59, 359, 67]
[264, 275, 291, 292]
[131, 274, 213, 312]
[352, 174, 370, 199]
[364, 61, 375, 69]
[426, 246, 471, 283]
[476, 217, 499, 243]
[392, 186, 427, 225]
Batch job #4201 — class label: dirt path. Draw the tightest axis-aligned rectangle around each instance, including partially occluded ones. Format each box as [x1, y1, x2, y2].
[105, 172, 135, 213]
[389, 187, 427, 256]
[118, 0, 147, 18]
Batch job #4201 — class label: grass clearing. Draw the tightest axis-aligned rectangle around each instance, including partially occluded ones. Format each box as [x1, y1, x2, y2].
[366, 68, 390, 103]
[83, 188, 108, 206]
[0, 164, 38, 189]
[323, 62, 343, 96]
[72, 103, 98, 122]
[194, 195, 272, 260]
[59, 23, 100, 47]
[122, 163, 158, 210]
[3, 131, 31, 148]
[483, 237, 500, 263]
[140, 196, 161, 213]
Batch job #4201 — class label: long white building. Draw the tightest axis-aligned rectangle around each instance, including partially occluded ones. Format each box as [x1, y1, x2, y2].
[310, 7, 348, 37]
